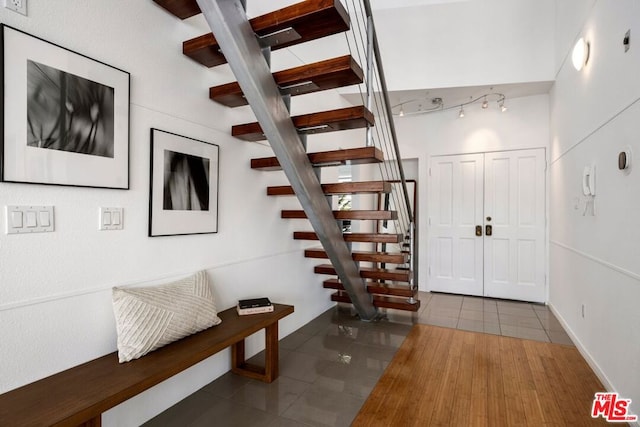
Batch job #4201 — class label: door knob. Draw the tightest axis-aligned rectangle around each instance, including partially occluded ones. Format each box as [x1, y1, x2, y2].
[475, 225, 483, 236]
[486, 225, 493, 236]
[486, 216, 492, 222]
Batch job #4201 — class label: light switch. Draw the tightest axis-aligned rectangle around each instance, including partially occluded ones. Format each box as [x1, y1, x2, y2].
[11, 211, 23, 228]
[39, 211, 50, 227]
[99, 207, 123, 230]
[25, 211, 37, 227]
[6, 205, 54, 234]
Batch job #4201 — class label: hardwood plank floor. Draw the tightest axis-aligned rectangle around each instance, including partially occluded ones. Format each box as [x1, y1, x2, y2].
[352, 325, 610, 426]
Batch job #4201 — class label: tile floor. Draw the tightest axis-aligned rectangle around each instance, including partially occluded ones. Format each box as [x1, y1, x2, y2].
[144, 292, 574, 427]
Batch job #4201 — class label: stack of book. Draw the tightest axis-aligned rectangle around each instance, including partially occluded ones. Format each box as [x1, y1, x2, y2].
[237, 297, 273, 315]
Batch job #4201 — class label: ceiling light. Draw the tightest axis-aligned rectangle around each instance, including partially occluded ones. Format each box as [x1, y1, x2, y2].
[498, 96, 507, 112]
[572, 37, 590, 71]
[458, 106, 465, 118]
[399, 105, 405, 117]
[482, 96, 488, 109]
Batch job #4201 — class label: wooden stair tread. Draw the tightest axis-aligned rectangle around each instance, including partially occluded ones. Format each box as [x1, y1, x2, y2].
[183, 0, 350, 67]
[252, 147, 383, 171]
[268, 181, 390, 196]
[294, 232, 402, 243]
[331, 292, 421, 312]
[323, 279, 417, 298]
[314, 264, 411, 282]
[232, 106, 374, 142]
[212, 55, 363, 107]
[282, 210, 398, 220]
[153, 0, 201, 19]
[305, 249, 408, 264]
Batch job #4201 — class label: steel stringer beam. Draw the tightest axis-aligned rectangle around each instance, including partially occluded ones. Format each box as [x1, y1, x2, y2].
[196, 0, 377, 320]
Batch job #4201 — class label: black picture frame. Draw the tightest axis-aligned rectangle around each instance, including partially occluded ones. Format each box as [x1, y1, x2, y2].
[149, 129, 219, 237]
[0, 25, 130, 189]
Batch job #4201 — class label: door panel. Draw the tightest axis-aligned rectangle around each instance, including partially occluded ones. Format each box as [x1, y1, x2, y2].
[429, 149, 546, 302]
[429, 154, 484, 296]
[483, 149, 545, 302]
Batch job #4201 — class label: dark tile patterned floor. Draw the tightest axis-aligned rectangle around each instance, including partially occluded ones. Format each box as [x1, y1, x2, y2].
[144, 292, 573, 426]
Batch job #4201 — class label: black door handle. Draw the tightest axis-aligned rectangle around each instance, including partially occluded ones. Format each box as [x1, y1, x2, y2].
[475, 225, 482, 236]
[486, 225, 493, 236]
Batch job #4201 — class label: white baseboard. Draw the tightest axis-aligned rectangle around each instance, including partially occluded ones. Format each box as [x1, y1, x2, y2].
[548, 302, 640, 426]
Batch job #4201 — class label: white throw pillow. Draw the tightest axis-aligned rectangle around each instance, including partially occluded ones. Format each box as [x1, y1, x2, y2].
[112, 270, 222, 362]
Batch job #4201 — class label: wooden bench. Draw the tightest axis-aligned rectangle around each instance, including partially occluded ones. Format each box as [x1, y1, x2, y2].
[0, 303, 294, 426]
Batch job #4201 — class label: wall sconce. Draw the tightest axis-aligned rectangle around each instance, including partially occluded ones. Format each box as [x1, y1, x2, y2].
[572, 37, 590, 71]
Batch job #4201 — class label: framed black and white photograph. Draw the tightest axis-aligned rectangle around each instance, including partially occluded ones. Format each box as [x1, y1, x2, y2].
[0, 25, 130, 189]
[149, 129, 219, 237]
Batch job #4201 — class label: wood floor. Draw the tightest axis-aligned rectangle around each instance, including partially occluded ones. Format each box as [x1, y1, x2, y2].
[353, 325, 610, 426]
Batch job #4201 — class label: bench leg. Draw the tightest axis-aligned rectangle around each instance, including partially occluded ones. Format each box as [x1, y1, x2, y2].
[232, 322, 279, 383]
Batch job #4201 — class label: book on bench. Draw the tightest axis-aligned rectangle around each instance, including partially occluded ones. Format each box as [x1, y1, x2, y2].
[237, 297, 273, 315]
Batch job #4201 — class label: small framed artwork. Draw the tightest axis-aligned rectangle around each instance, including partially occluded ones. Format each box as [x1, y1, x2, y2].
[0, 25, 130, 189]
[149, 129, 219, 237]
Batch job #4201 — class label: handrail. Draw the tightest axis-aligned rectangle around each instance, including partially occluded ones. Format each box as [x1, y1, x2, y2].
[343, 0, 417, 291]
[342, 0, 414, 237]
[360, 0, 413, 225]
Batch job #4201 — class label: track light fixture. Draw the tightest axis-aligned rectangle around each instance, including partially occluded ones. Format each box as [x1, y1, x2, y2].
[392, 92, 508, 117]
[497, 95, 507, 112]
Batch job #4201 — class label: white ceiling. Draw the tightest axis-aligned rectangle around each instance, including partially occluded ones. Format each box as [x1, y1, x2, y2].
[351, 0, 554, 115]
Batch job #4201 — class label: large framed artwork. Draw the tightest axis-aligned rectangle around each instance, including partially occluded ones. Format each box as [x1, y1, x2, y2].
[149, 129, 219, 237]
[0, 25, 130, 189]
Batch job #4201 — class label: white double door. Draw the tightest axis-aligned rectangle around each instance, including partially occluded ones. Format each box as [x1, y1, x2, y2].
[428, 149, 546, 303]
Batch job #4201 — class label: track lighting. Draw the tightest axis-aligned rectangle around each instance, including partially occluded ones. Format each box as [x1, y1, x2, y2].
[392, 92, 508, 117]
[498, 96, 507, 112]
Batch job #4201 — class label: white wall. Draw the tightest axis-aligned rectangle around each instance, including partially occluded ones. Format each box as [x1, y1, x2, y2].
[549, 0, 640, 417]
[373, 0, 556, 91]
[0, 1, 334, 425]
[395, 94, 549, 291]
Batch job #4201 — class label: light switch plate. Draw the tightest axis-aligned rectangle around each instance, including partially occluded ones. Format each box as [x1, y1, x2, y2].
[6, 205, 54, 234]
[100, 207, 123, 230]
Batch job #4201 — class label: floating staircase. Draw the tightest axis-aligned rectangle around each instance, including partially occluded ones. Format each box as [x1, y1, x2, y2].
[281, 210, 398, 220]
[181, 0, 351, 66]
[251, 146, 383, 171]
[211, 55, 364, 107]
[153, 0, 419, 314]
[232, 106, 375, 141]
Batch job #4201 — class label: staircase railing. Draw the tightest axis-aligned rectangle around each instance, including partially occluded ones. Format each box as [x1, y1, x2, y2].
[343, 0, 417, 290]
